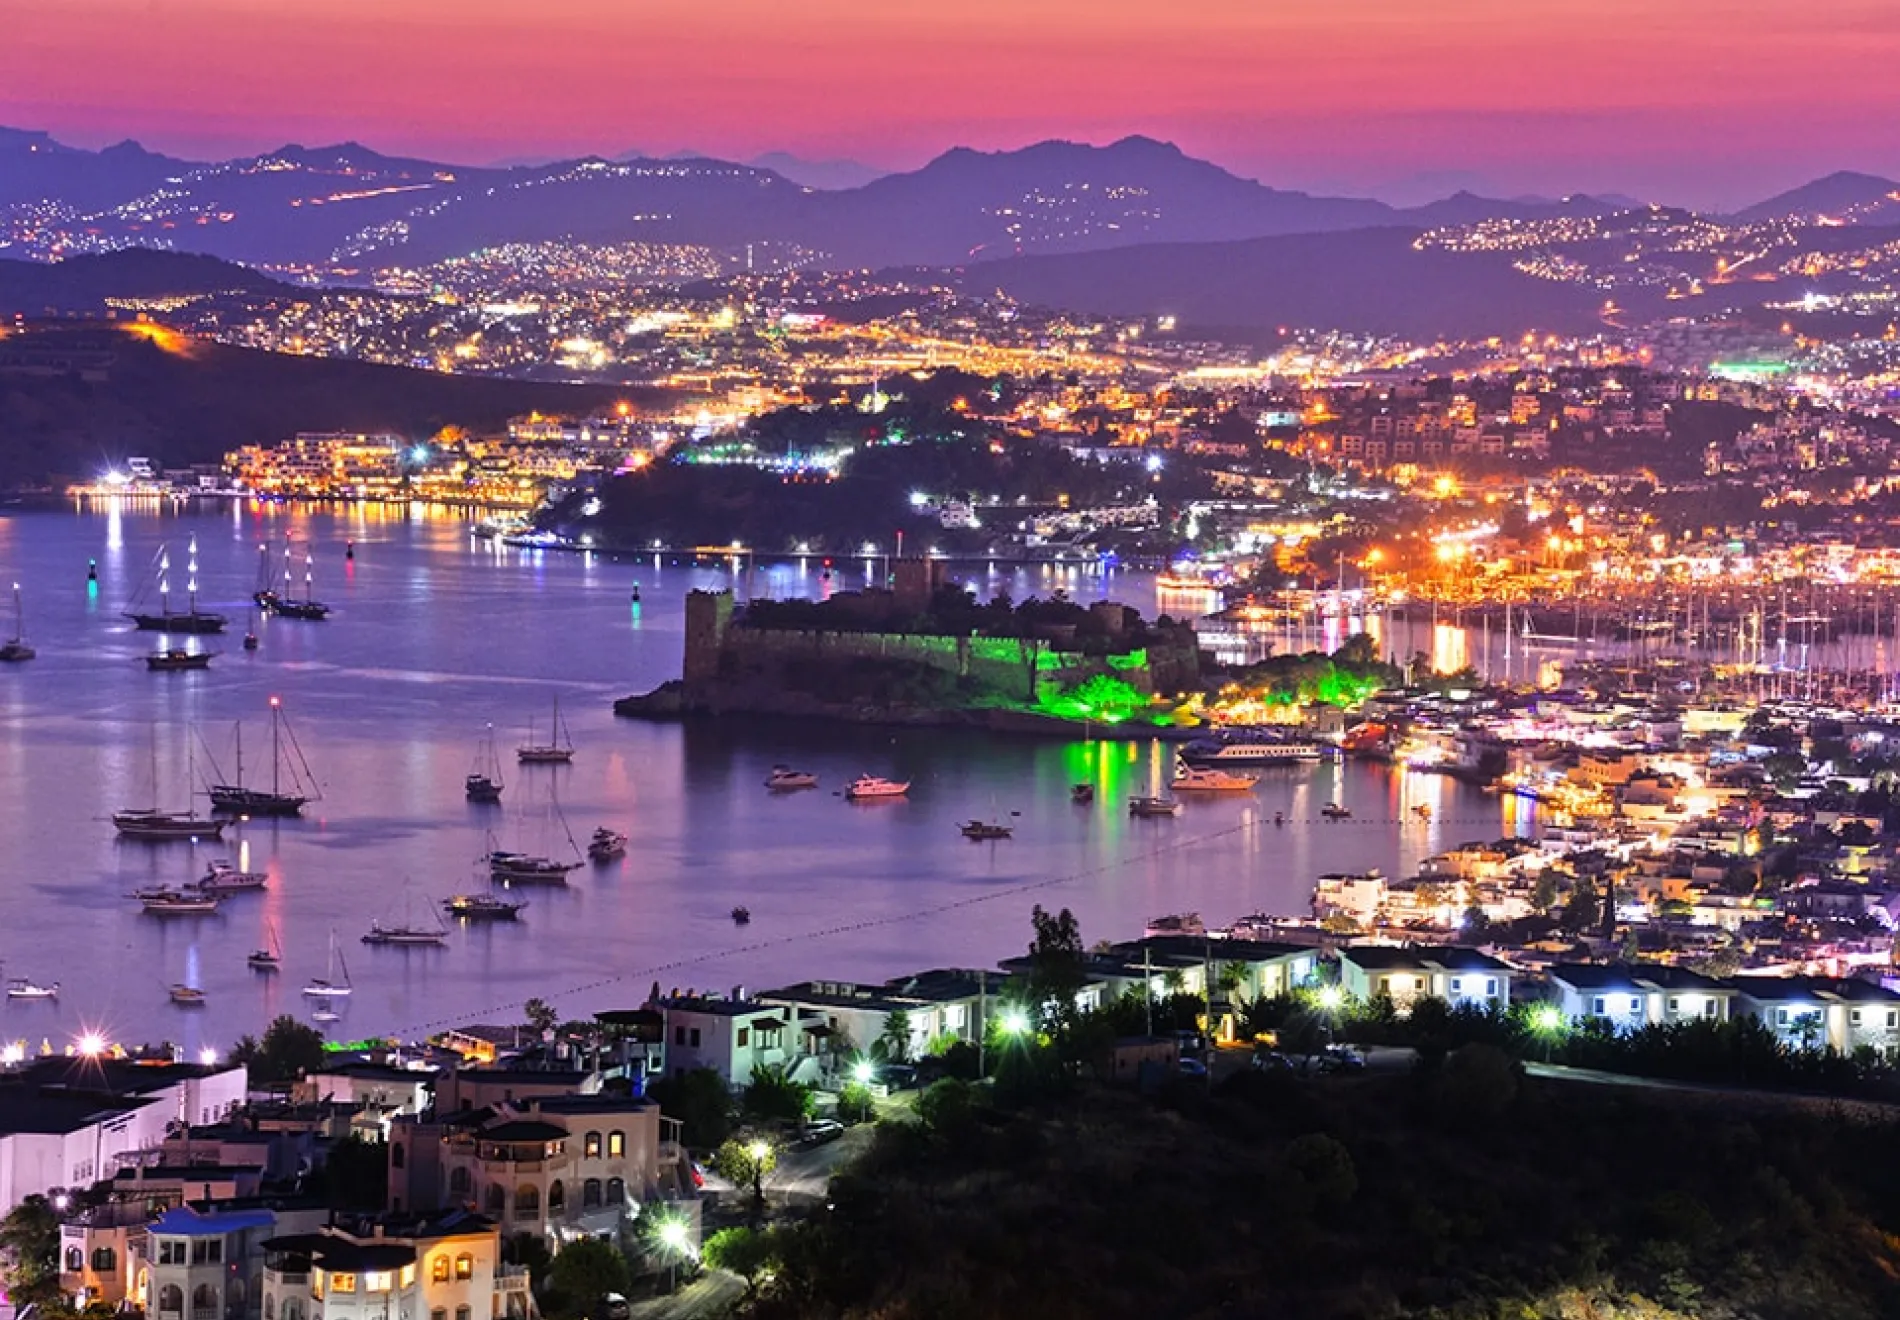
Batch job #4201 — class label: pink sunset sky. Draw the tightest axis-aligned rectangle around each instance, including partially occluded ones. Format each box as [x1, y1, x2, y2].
[4, 0, 1898, 207]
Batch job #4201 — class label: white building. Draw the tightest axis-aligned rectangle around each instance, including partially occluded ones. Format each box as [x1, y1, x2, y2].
[261, 1211, 531, 1320]
[1732, 976, 1900, 1055]
[1338, 947, 1514, 1011]
[657, 995, 824, 1089]
[1548, 963, 1735, 1031]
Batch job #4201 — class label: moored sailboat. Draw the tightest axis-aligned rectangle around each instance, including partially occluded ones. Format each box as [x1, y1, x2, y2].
[254, 540, 331, 620]
[0, 582, 35, 662]
[302, 930, 353, 998]
[466, 723, 505, 803]
[206, 697, 317, 816]
[124, 538, 227, 634]
[115, 727, 224, 841]
[516, 696, 575, 764]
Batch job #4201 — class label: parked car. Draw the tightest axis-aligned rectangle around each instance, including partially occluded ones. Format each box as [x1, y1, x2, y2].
[1176, 1057, 1210, 1078]
[1318, 1044, 1366, 1073]
[878, 1063, 919, 1091]
[797, 1118, 846, 1147]
[596, 1295, 631, 1320]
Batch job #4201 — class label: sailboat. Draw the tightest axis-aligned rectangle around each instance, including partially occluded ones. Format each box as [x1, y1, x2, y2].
[254, 540, 331, 620]
[206, 697, 318, 816]
[114, 726, 226, 841]
[362, 885, 450, 946]
[0, 583, 34, 662]
[302, 930, 353, 997]
[248, 922, 282, 971]
[516, 696, 575, 764]
[466, 724, 505, 803]
[124, 538, 227, 634]
[487, 784, 584, 882]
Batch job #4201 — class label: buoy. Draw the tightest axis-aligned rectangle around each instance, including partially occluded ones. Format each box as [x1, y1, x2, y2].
[87, 559, 98, 583]
[243, 633, 259, 651]
[630, 585, 641, 603]
[345, 541, 355, 561]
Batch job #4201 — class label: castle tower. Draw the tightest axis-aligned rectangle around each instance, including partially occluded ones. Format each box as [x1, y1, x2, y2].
[683, 589, 734, 687]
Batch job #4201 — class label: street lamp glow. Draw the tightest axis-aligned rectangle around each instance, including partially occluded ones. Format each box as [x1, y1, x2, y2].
[199, 1047, 220, 1066]
[747, 1139, 772, 1163]
[1531, 1004, 1564, 1033]
[1315, 985, 1345, 1011]
[852, 1060, 876, 1085]
[1000, 1007, 1031, 1036]
[77, 1032, 108, 1058]
[655, 1215, 693, 1257]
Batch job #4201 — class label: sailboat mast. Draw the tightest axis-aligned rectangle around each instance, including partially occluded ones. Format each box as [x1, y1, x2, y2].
[159, 549, 171, 615]
[305, 549, 315, 604]
[235, 720, 244, 789]
[187, 537, 199, 616]
[270, 697, 281, 796]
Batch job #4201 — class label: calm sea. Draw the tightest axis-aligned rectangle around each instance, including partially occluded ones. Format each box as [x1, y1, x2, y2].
[0, 503, 1530, 1055]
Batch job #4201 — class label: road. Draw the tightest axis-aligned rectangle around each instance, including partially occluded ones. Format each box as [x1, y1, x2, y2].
[626, 1271, 746, 1320]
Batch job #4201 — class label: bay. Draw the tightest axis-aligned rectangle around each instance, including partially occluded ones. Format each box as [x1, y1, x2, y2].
[0, 503, 1529, 1054]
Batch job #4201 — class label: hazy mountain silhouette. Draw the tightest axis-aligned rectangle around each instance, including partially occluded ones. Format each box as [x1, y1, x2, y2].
[1734, 170, 1900, 222]
[0, 249, 295, 315]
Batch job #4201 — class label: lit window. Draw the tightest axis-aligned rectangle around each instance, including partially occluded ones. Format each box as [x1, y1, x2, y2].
[400, 1266, 416, 1288]
[431, 1257, 449, 1283]
[331, 1274, 356, 1294]
[584, 1132, 601, 1158]
[365, 1272, 391, 1293]
[454, 1255, 473, 1281]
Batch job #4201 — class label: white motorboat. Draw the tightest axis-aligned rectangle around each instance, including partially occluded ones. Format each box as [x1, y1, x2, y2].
[196, 860, 268, 893]
[844, 775, 909, 801]
[765, 766, 819, 790]
[1128, 796, 1183, 818]
[1171, 764, 1260, 793]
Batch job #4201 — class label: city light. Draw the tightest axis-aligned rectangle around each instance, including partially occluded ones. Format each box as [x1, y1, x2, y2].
[77, 1032, 108, 1057]
[199, 1047, 220, 1066]
[1315, 985, 1346, 1011]
[852, 1059, 876, 1084]
[1000, 1007, 1031, 1036]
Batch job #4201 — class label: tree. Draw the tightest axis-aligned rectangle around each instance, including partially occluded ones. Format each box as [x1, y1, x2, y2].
[1560, 877, 1602, 934]
[233, 1015, 326, 1085]
[701, 1226, 778, 1295]
[1024, 905, 1087, 1040]
[523, 997, 559, 1038]
[877, 1009, 913, 1064]
[742, 1063, 813, 1123]
[645, 1069, 733, 1150]
[838, 1081, 876, 1123]
[546, 1237, 630, 1319]
[1530, 870, 1560, 915]
[1284, 1134, 1357, 1211]
[915, 1078, 979, 1139]
[712, 1138, 777, 1219]
[0, 1194, 61, 1312]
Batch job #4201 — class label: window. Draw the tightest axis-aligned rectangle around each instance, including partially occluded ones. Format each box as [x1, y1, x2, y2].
[584, 1132, 601, 1158]
[432, 1256, 450, 1283]
[1667, 997, 1680, 1014]
[456, 1306, 472, 1320]
[448, 1166, 471, 1199]
[159, 1285, 184, 1315]
[192, 1283, 218, 1315]
[515, 1185, 539, 1220]
[583, 1179, 602, 1209]
[1486, 978, 1499, 997]
[400, 1265, 416, 1289]
[548, 1181, 565, 1215]
[432, 1311, 446, 1320]
[1592, 996, 1606, 1016]
[1777, 1007, 1790, 1025]
[283, 1303, 303, 1320]
[264, 1298, 275, 1320]
[1889, 1010, 1897, 1029]
[330, 1274, 356, 1294]
[606, 1177, 624, 1205]
[454, 1254, 474, 1281]
[92, 1247, 116, 1273]
[66, 1247, 84, 1273]
[158, 1239, 188, 1266]
[1705, 1000, 1720, 1019]
[608, 1131, 625, 1158]
[391, 1143, 405, 1170]
[1852, 1009, 1863, 1027]
[365, 1272, 391, 1293]
[485, 1184, 506, 1216]
[673, 1026, 685, 1046]
[736, 1027, 749, 1048]
[191, 1239, 222, 1265]
[690, 1028, 701, 1048]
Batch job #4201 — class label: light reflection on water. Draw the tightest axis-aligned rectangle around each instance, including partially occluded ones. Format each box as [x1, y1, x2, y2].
[0, 505, 1528, 1049]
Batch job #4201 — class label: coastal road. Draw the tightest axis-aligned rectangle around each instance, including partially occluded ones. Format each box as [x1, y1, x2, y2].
[627, 1270, 746, 1320]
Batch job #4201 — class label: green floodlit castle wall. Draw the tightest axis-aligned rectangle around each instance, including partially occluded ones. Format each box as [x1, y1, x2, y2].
[681, 588, 1178, 706]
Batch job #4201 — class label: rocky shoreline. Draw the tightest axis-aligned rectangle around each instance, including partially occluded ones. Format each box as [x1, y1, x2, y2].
[613, 680, 1195, 741]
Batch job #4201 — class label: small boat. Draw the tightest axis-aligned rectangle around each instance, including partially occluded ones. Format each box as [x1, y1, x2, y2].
[1171, 764, 1260, 793]
[1, 583, 35, 662]
[147, 648, 214, 671]
[113, 809, 226, 841]
[765, 766, 819, 791]
[488, 850, 583, 883]
[248, 924, 282, 972]
[311, 1008, 341, 1024]
[1070, 784, 1095, 804]
[466, 723, 504, 803]
[587, 827, 629, 862]
[731, 906, 752, 925]
[516, 695, 576, 764]
[1274, 811, 1286, 827]
[133, 886, 223, 915]
[242, 631, 259, 651]
[169, 984, 206, 1006]
[442, 893, 527, 921]
[4, 976, 58, 1001]
[123, 539, 228, 634]
[844, 775, 909, 801]
[1322, 803, 1353, 820]
[303, 930, 353, 998]
[1128, 796, 1183, 818]
[1412, 804, 1433, 821]
[960, 819, 1014, 840]
[195, 860, 267, 893]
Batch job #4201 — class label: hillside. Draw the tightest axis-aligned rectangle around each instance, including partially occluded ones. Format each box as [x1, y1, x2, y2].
[967, 227, 1612, 339]
[1734, 169, 1900, 223]
[0, 249, 296, 316]
[0, 322, 662, 486]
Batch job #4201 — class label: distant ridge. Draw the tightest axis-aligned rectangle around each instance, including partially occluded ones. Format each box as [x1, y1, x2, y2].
[0, 249, 295, 315]
[1733, 170, 1900, 222]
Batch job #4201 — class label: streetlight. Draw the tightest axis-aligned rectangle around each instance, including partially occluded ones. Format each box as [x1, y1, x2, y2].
[1314, 984, 1345, 1012]
[999, 1007, 1031, 1037]
[1529, 1003, 1565, 1061]
[653, 1213, 695, 1293]
[746, 1140, 773, 1213]
[77, 1032, 108, 1058]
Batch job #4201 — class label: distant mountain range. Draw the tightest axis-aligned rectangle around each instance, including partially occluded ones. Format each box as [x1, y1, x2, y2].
[4, 126, 1784, 273]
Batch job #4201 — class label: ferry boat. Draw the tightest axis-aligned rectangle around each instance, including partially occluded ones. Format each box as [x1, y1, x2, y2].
[1171, 764, 1260, 792]
[113, 809, 226, 842]
[133, 886, 223, 915]
[765, 766, 819, 790]
[487, 850, 583, 883]
[146, 648, 214, 671]
[516, 696, 576, 764]
[587, 828, 629, 862]
[169, 984, 207, 1006]
[1128, 796, 1183, 818]
[195, 860, 268, 893]
[206, 698, 317, 816]
[442, 893, 527, 921]
[1178, 731, 1323, 767]
[844, 775, 909, 801]
[124, 539, 228, 634]
[960, 819, 1014, 840]
[254, 541, 331, 620]
[1, 583, 35, 663]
